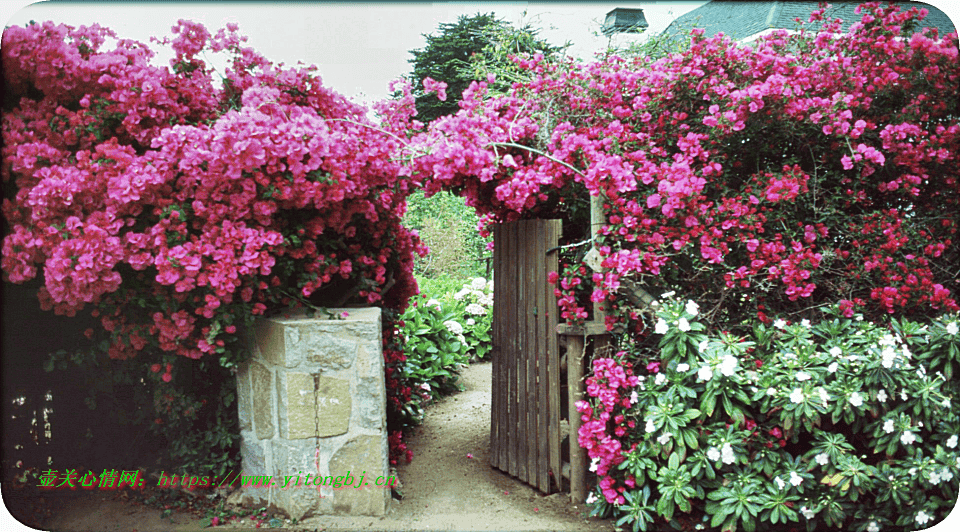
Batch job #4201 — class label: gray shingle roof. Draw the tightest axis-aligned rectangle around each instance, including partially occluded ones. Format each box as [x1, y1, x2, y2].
[660, 1, 956, 42]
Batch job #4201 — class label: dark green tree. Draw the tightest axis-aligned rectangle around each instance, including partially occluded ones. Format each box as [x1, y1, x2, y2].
[407, 12, 565, 122]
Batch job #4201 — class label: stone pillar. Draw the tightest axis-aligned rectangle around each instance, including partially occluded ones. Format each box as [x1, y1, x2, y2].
[236, 308, 389, 519]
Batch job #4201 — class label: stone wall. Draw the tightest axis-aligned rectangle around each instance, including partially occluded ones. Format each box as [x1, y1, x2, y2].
[236, 308, 388, 519]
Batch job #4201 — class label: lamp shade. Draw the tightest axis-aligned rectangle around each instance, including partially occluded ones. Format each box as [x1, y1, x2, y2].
[601, 8, 649, 36]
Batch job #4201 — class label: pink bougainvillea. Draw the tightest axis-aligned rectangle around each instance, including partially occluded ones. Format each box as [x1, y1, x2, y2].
[2, 19, 426, 462]
[404, 2, 958, 332]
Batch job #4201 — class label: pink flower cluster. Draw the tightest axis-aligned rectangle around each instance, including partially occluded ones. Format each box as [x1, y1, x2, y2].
[404, 2, 958, 329]
[2, 20, 425, 365]
[577, 356, 640, 504]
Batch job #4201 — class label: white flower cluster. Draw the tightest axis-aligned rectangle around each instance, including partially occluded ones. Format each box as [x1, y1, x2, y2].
[706, 443, 736, 465]
[454, 278, 493, 308]
[947, 321, 959, 335]
[877, 333, 912, 370]
[443, 320, 464, 335]
[465, 303, 486, 316]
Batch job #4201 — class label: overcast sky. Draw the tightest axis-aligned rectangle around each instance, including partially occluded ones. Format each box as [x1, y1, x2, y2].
[2, 1, 712, 104]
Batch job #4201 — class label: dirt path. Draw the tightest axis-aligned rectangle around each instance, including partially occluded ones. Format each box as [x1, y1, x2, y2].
[9, 361, 613, 531]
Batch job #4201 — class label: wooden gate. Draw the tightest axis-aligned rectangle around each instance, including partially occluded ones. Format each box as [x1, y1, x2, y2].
[490, 219, 563, 493]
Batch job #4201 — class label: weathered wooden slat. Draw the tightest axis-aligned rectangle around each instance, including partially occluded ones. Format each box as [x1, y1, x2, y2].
[546, 219, 562, 493]
[535, 220, 549, 492]
[515, 220, 528, 483]
[506, 221, 519, 477]
[490, 224, 501, 470]
[525, 220, 539, 487]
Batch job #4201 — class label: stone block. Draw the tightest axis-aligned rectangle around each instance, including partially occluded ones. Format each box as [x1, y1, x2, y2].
[254, 318, 289, 367]
[250, 361, 275, 440]
[269, 438, 324, 520]
[237, 363, 252, 432]
[239, 430, 269, 503]
[328, 435, 388, 516]
[354, 376, 385, 431]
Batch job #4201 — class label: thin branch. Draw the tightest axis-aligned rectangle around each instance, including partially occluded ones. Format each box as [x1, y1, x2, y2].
[486, 141, 585, 177]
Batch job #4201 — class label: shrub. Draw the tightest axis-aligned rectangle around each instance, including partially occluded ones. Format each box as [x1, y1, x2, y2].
[1, 20, 425, 473]
[580, 297, 959, 531]
[398, 1, 959, 530]
[395, 276, 494, 425]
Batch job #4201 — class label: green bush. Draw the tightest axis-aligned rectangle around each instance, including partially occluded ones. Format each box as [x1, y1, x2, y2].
[398, 276, 494, 412]
[580, 297, 960, 531]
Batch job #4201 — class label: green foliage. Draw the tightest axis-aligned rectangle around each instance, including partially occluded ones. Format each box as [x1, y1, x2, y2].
[397, 276, 494, 420]
[584, 295, 960, 531]
[42, 343, 239, 478]
[404, 190, 490, 279]
[406, 12, 564, 121]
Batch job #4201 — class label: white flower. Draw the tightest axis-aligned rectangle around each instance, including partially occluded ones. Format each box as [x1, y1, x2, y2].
[454, 288, 471, 301]
[901, 431, 917, 445]
[796, 371, 811, 381]
[929, 470, 942, 485]
[720, 443, 736, 464]
[677, 363, 690, 372]
[589, 457, 599, 472]
[766, 388, 777, 396]
[707, 447, 721, 461]
[465, 303, 486, 316]
[426, 298, 441, 308]
[660, 291, 676, 299]
[719, 355, 738, 376]
[800, 506, 816, 519]
[466, 318, 476, 326]
[915, 510, 932, 526]
[901, 388, 908, 401]
[883, 419, 895, 433]
[657, 432, 673, 445]
[817, 387, 830, 405]
[655, 373, 667, 386]
[946, 434, 958, 448]
[801, 319, 811, 328]
[947, 321, 959, 335]
[815, 453, 829, 466]
[790, 388, 805, 403]
[655, 318, 669, 334]
[443, 320, 464, 335]
[698, 366, 714, 382]
[678, 318, 691, 332]
[471, 277, 487, 290]
[685, 300, 699, 316]
[645, 419, 656, 433]
[849, 392, 863, 407]
[586, 492, 598, 504]
[867, 521, 880, 532]
[941, 468, 954, 483]
[827, 362, 839, 373]
[698, 339, 710, 353]
[774, 476, 786, 490]
[876, 389, 888, 402]
[789, 471, 803, 486]
[774, 318, 787, 329]
[829, 346, 843, 357]
[629, 390, 639, 405]
[881, 347, 896, 369]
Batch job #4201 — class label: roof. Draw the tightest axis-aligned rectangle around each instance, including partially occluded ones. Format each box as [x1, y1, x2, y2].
[659, 1, 956, 43]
